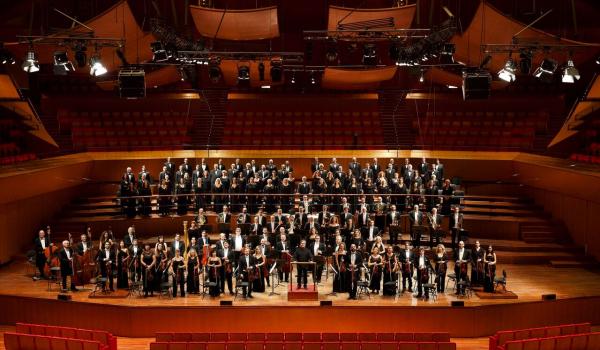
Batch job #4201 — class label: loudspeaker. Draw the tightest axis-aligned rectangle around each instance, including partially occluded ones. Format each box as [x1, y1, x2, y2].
[57, 294, 72, 301]
[220, 300, 233, 306]
[451, 300, 464, 307]
[118, 69, 146, 99]
[462, 70, 491, 100]
[320, 300, 332, 307]
[542, 294, 556, 301]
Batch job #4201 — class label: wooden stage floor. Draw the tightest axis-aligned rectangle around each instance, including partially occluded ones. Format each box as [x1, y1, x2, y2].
[1, 259, 599, 338]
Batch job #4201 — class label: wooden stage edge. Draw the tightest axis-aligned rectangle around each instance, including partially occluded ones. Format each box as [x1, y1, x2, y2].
[1, 294, 599, 338]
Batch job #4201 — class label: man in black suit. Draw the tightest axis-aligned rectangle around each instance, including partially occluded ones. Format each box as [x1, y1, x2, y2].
[386, 205, 401, 244]
[357, 207, 370, 228]
[449, 206, 464, 250]
[128, 238, 142, 281]
[318, 205, 331, 227]
[348, 157, 361, 178]
[192, 164, 203, 185]
[164, 157, 175, 180]
[400, 158, 410, 178]
[230, 228, 246, 260]
[295, 206, 308, 229]
[297, 176, 311, 195]
[433, 159, 444, 185]
[408, 205, 424, 247]
[415, 247, 432, 299]
[237, 247, 256, 298]
[303, 216, 320, 233]
[293, 240, 313, 289]
[362, 219, 380, 245]
[399, 242, 415, 293]
[428, 207, 444, 247]
[329, 158, 340, 173]
[454, 240, 471, 296]
[309, 235, 325, 283]
[123, 226, 136, 247]
[276, 234, 291, 282]
[59, 240, 78, 292]
[34, 229, 50, 279]
[311, 157, 320, 173]
[250, 216, 263, 236]
[340, 206, 353, 228]
[218, 241, 235, 295]
[75, 233, 92, 256]
[371, 158, 381, 178]
[97, 241, 115, 291]
[158, 166, 169, 184]
[347, 244, 363, 299]
[138, 165, 152, 185]
[361, 163, 373, 180]
[419, 157, 430, 181]
[274, 209, 287, 226]
[170, 233, 186, 258]
[199, 231, 211, 249]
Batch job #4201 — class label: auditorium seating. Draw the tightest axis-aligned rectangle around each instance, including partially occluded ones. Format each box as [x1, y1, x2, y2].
[221, 111, 384, 149]
[497, 332, 600, 350]
[488, 323, 591, 350]
[156, 333, 450, 343]
[150, 342, 456, 350]
[15, 323, 117, 350]
[3, 332, 109, 350]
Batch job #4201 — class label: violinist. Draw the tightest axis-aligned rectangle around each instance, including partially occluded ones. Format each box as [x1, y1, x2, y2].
[372, 236, 385, 255]
[116, 240, 130, 289]
[97, 241, 115, 292]
[362, 220, 380, 251]
[99, 230, 115, 253]
[416, 247, 432, 299]
[483, 245, 497, 293]
[186, 249, 200, 294]
[199, 230, 211, 248]
[382, 246, 399, 296]
[59, 240, 78, 292]
[34, 229, 51, 279]
[454, 241, 471, 296]
[368, 246, 383, 294]
[237, 247, 256, 298]
[276, 234, 291, 282]
[129, 239, 142, 282]
[434, 244, 448, 293]
[170, 249, 186, 297]
[155, 235, 168, 254]
[400, 242, 415, 293]
[333, 242, 348, 293]
[207, 249, 222, 297]
[309, 235, 325, 284]
[154, 243, 169, 292]
[252, 246, 267, 293]
[348, 244, 362, 300]
[471, 240, 485, 286]
[218, 241, 234, 295]
[293, 240, 313, 289]
[140, 243, 156, 297]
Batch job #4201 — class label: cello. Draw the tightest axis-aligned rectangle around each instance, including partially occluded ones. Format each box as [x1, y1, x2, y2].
[70, 233, 85, 286]
[44, 226, 60, 277]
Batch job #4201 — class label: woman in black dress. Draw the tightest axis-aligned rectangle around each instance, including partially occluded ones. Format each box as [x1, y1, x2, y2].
[116, 240, 130, 289]
[484, 245, 497, 293]
[158, 178, 172, 216]
[207, 249, 222, 297]
[252, 246, 267, 293]
[368, 246, 383, 294]
[140, 244, 156, 297]
[186, 249, 200, 294]
[154, 244, 168, 294]
[382, 246, 399, 296]
[330, 178, 344, 213]
[346, 177, 362, 211]
[394, 176, 408, 211]
[279, 178, 293, 213]
[213, 178, 225, 213]
[262, 179, 277, 213]
[333, 243, 348, 293]
[229, 178, 242, 213]
[246, 177, 258, 214]
[176, 177, 189, 215]
[363, 178, 376, 211]
[434, 244, 448, 293]
[170, 249, 185, 297]
[138, 177, 152, 216]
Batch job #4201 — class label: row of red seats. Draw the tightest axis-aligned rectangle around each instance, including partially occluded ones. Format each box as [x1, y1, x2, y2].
[415, 127, 535, 138]
[71, 127, 188, 138]
[156, 332, 450, 342]
[422, 110, 549, 120]
[58, 110, 191, 131]
[415, 136, 532, 149]
[224, 128, 382, 137]
[0, 142, 19, 157]
[227, 119, 379, 128]
[489, 322, 590, 350]
[72, 136, 189, 151]
[15, 323, 116, 350]
[4, 332, 108, 350]
[414, 119, 545, 132]
[221, 136, 382, 148]
[569, 154, 600, 164]
[150, 342, 455, 350]
[499, 332, 600, 350]
[0, 153, 36, 165]
[227, 111, 379, 118]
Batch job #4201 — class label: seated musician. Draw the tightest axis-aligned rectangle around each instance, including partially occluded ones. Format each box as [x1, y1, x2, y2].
[449, 206, 464, 250]
[400, 242, 414, 293]
[218, 241, 234, 295]
[416, 247, 432, 299]
[237, 246, 256, 298]
[97, 241, 115, 292]
[309, 235, 325, 283]
[408, 205, 424, 248]
[59, 240, 78, 292]
[293, 240, 313, 289]
[348, 244, 363, 300]
[454, 241, 471, 296]
[428, 207, 443, 247]
[276, 234, 291, 282]
[386, 205, 401, 245]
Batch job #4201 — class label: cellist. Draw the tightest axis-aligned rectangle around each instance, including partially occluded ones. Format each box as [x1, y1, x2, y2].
[33, 229, 51, 280]
[454, 241, 471, 296]
[347, 244, 362, 300]
[416, 247, 432, 299]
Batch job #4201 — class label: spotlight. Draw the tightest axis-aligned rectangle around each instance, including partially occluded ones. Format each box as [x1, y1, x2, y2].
[237, 65, 250, 81]
[208, 57, 222, 83]
[561, 59, 580, 83]
[497, 57, 517, 82]
[534, 58, 558, 83]
[89, 55, 107, 76]
[74, 44, 87, 68]
[440, 43, 455, 64]
[270, 58, 282, 82]
[258, 62, 265, 81]
[290, 72, 296, 84]
[0, 43, 15, 65]
[326, 39, 338, 63]
[362, 44, 377, 66]
[151, 41, 169, 62]
[596, 56, 600, 65]
[519, 50, 532, 75]
[178, 66, 187, 81]
[53, 51, 74, 75]
[310, 71, 316, 85]
[419, 70, 424, 83]
[22, 50, 39, 73]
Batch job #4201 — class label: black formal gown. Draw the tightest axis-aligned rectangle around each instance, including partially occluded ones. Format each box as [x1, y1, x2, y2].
[187, 256, 200, 294]
[116, 249, 129, 289]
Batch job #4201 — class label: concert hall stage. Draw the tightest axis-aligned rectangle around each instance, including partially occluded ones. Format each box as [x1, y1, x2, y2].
[1, 259, 599, 338]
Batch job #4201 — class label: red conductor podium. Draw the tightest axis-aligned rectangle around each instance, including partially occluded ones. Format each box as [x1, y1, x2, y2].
[287, 261, 318, 301]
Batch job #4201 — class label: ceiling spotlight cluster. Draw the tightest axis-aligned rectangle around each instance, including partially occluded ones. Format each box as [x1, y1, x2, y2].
[0, 42, 15, 65]
[494, 54, 581, 84]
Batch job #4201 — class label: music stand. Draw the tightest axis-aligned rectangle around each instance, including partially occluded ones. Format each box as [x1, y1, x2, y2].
[326, 262, 338, 296]
[268, 262, 280, 296]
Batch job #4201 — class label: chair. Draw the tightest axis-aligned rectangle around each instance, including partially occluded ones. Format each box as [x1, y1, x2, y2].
[446, 273, 457, 292]
[188, 343, 208, 350]
[303, 342, 322, 350]
[494, 270, 507, 291]
[169, 343, 188, 350]
[211, 333, 229, 341]
[229, 334, 247, 342]
[234, 269, 250, 300]
[376, 334, 395, 342]
[158, 281, 172, 298]
[340, 333, 357, 341]
[359, 334, 377, 342]
[246, 341, 265, 350]
[266, 334, 285, 341]
[248, 333, 266, 342]
[3, 334, 20, 350]
[437, 343, 456, 350]
[226, 342, 245, 350]
[265, 342, 284, 350]
[360, 342, 379, 350]
[397, 343, 418, 350]
[416, 343, 436, 350]
[379, 342, 397, 350]
[208, 343, 227, 350]
[322, 333, 339, 342]
[155, 334, 171, 342]
[322, 342, 340, 350]
[283, 342, 302, 350]
[341, 342, 360, 350]
[284, 333, 302, 342]
[191, 334, 210, 342]
[34, 336, 52, 350]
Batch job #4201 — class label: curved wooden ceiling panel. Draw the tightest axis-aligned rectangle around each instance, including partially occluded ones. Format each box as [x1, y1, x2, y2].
[189, 6, 279, 41]
[322, 66, 397, 90]
[328, 5, 416, 31]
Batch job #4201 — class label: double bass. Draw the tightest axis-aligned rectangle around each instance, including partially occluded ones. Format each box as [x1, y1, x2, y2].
[44, 226, 60, 276]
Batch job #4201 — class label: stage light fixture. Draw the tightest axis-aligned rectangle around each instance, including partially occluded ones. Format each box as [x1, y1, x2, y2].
[237, 65, 250, 81]
[561, 59, 580, 83]
[89, 55, 107, 76]
[440, 43, 455, 64]
[290, 72, 296, 84]
[74, 44, 87, 68]
[596, 56, 600, 65]
[53, 51, 74, 75]
[0, 43, 15, 65]
[362, 44, 377, 66]
[22, 50, 39, 73]
[208, 57, 222, 83]
[479, 54, 492, 69]
[497, 57, 517, 82]
[519, 50, 532, 75]
[151, 41, 169, 62]
[534, 58, 558, 83]
[462, 70, 491, 100]
[258, 62, 265, 81]
[389, 42, 400, 62]
[326, 39, 338, 63]
[419, 70, 424, 83]
[310, 71, 316, 85]
[270, 59, 282, 82]
[118, 68, 146, 99]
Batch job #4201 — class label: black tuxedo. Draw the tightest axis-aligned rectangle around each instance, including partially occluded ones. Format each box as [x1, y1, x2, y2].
[237, 255, 257, 297]
[449, 213, 464, 249]
[454, 248, 472, 294]
[317, 211, 330, 226]
[97, 248, 115, 290]
[59, 248, 76, 290]
[429, 214, 444, 246]
[309, 242, 325, 283]
[276, 241, 291, 282]
[75, 241, 92, 255]
[357, 212, 370, 228]
[123, 234, 136, 247]
[293, 247, 313, 287]
[303, 221, 320, 233]
[339, 212, 353, 227]
[386, 210, 401, 244]
[399, 250, 415, 291]
[218, 248, 235, 293]
[250, 222, 263, 235]
[348, 162, 361, 178]
[415, 254, 432, 297]
[348, 251, 363, 298]
[34, 237, 50, 277]
[361, 225, 380, 242]
[297, 182, 311, 195]
[169, 241, 186, 258]
[409, 210, 424, 246]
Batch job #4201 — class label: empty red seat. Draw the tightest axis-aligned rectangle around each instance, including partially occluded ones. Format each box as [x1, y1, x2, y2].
[265, 342, 284, 350]
[303, 334, 321, 342]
